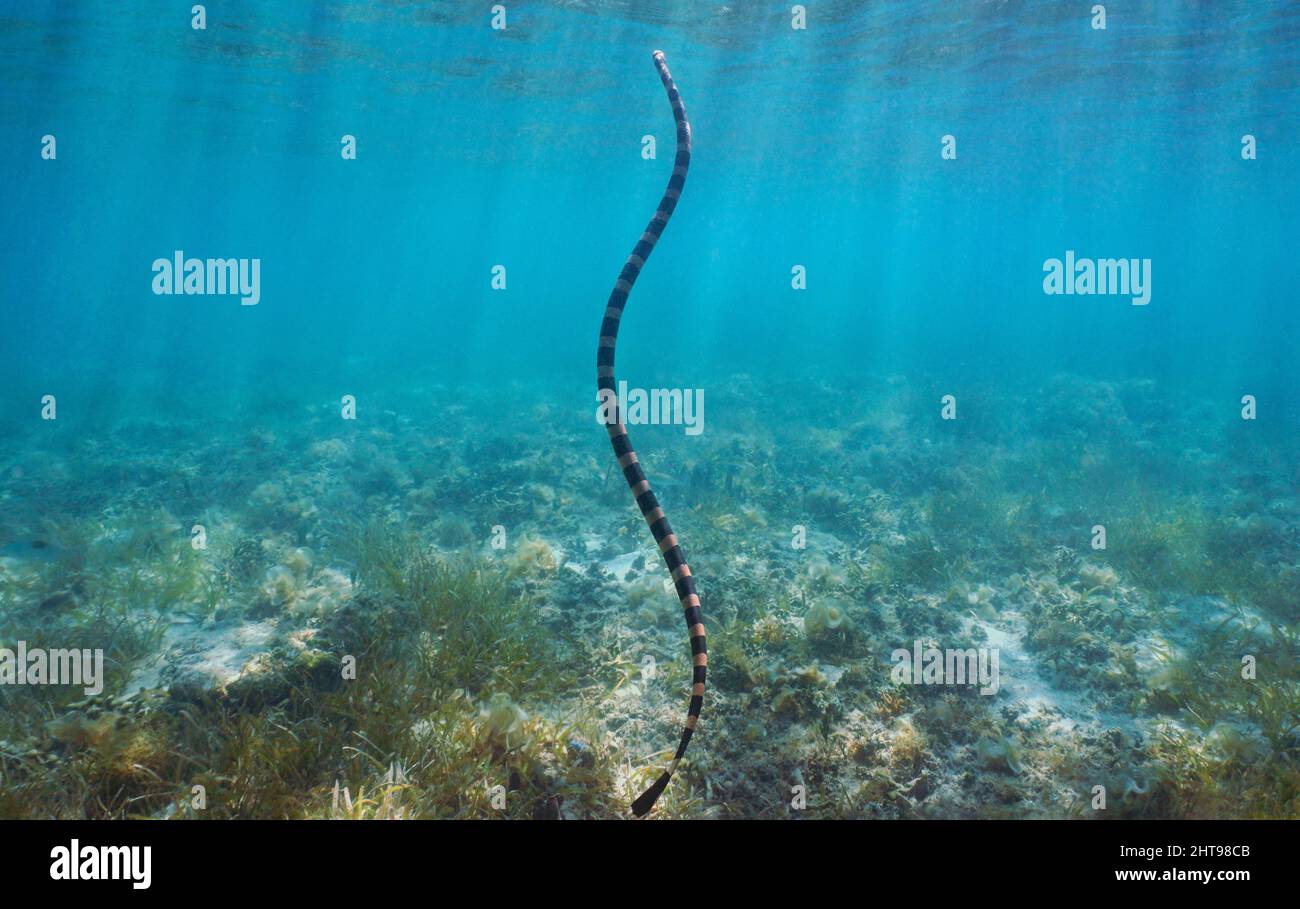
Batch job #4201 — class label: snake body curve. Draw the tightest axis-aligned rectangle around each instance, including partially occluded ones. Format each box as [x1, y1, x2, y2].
[595, 50, 705, 818]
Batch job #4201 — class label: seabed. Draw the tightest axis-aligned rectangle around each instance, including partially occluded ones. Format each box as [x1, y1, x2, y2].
[0, 371, 1295, 819]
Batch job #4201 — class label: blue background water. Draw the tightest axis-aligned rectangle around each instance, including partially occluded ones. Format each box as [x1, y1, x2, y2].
[2, 0, 1298, 428]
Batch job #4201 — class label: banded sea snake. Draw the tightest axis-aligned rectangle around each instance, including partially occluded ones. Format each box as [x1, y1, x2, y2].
[596, 50, 704, 818]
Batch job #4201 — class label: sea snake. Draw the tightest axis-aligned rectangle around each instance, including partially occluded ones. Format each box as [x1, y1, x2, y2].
[596, 50, 705, 818]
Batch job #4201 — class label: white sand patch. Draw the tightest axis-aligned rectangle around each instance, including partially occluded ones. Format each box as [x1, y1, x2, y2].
[969, 614, 1139, 736]
[566, 533, 658, 584]
[125, 618, 279, 696]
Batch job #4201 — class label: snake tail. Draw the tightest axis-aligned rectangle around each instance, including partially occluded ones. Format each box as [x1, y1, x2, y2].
[596, 50, 704, 818]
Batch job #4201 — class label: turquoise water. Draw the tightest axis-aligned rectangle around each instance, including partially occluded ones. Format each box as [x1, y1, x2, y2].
[4, 2, 1298, 395]
[0, 2, 1297, 819]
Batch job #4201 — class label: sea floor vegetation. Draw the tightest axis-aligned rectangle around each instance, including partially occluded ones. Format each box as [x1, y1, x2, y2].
[0, 372, 1295, 818]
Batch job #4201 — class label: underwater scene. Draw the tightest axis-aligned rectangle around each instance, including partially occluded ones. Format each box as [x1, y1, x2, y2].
[0, 1, 1297, 823]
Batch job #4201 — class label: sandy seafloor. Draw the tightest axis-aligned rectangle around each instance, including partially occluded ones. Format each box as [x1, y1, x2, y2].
[0, 369, 1296, 819]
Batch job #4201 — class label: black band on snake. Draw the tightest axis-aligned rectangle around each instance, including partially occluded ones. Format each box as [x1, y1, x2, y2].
[596, 50, 704, 818]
